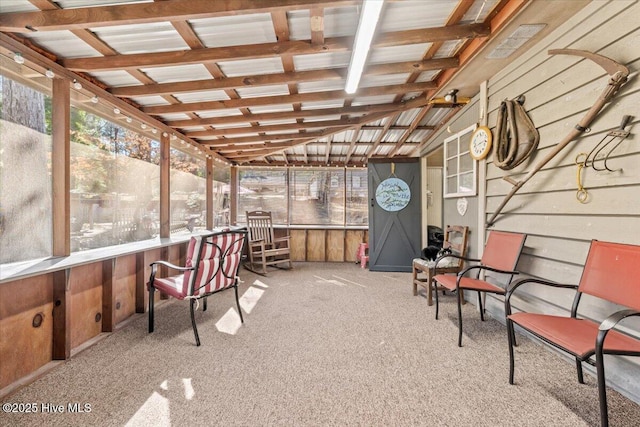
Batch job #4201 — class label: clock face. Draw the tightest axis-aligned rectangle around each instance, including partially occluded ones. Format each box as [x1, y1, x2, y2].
[470, 126, 492, 160]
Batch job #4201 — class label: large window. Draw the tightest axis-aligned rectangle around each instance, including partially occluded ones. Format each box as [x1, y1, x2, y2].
[290, 169, 345, 225]
[0, 74, 53, 263]
[237, 168, 287, 224]
[238, 167, 368, 226]
[212, 163, 230, 227]
[70, 106, 160, 251]
[170, 148, 206, 235]
[346, 168, 368, 226]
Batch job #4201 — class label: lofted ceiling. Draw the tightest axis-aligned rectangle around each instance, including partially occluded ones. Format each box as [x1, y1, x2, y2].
[0, 0, 588, 167]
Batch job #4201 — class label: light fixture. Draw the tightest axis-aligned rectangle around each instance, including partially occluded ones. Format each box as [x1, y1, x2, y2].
[13, 53, 25, 64]
[126, 116, 132, 123]
[141, 123, 147, 129]
[162, 132, 168, 137]
[151, 128, 157, 134]
[444, 89, 458, 103]
[45, 69, 55, 79]
[113, 107, 120, 115]
[344, 0, 385, 94]
[91, 95, 99, 104]
[72, 79, 82, 90]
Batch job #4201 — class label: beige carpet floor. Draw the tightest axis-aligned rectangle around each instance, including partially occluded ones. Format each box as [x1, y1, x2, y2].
[1, 262, 639, 426]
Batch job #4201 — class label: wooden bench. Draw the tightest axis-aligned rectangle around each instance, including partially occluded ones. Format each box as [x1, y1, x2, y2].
[505, 240, 640, 427]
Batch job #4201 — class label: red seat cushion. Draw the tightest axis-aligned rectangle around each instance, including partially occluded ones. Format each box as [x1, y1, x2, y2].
[433, 274, 506, 294]
[152, 275, 187, 300]
[509, 312, 640, 359]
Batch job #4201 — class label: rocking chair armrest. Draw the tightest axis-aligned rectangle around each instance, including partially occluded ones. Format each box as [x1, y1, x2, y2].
[273, 235, 290, 243]
[248, 238, 266, 247]
[505, 278, 577, 314]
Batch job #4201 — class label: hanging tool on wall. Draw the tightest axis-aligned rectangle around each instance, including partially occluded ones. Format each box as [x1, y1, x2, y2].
[585, 115, 633, 172]
[486, 49, 629, 227]
[575, 152, 590, 204]
[494, 95, 540, 170]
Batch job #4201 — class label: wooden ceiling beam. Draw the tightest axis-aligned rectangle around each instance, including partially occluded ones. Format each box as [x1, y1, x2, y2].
[61, 24, 488, 71]
[143, 81, 436, 115]
[1, 0, 357, 33]
[110, 57, 458, 98]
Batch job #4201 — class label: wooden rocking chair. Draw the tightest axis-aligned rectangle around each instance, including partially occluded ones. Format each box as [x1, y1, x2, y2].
[245, 211, 292, 275]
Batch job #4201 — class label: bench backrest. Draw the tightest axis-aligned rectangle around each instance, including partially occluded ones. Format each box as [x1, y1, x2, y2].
[578, 240, 640, 310]
[481, 230, 527, 271]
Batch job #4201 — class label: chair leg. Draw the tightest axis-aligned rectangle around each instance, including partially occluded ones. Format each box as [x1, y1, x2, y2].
[457, 290, 464, 347]
[478, 291, 485, 321]
[203, 297, 207, 312]
[433, 279, 440, 320]
[575, 358, 584, 384]
[148, 285, 155, 333]
[190, 299, 201, 346]
[596, 348, 609, 427]
[507, 318, 516, 384]
[235, 284, 244, 323]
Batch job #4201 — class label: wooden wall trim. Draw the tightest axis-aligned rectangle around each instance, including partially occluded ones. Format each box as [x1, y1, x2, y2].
[52, 269, 70, 360]
[206, 156, 214, 229]
[160, 132, 170, 238]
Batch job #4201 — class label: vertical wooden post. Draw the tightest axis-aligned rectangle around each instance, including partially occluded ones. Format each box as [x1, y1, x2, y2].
[52, 78, 70, 256]
[230, 166, 238, 225]
[135, 252, 146, 313]
[52, 269, 70, 360]
[206, 156, 214, 230]
[101, 258, 115, 332]
[160, 132, 170, 238]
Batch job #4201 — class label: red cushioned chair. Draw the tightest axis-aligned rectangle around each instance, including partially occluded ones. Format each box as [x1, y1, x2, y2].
[433, 230, 527, 347]
[505, 240, 640, 427]
[147, 229, 247, 346]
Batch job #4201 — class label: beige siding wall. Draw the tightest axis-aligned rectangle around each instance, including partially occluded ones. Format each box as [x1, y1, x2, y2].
[423, 0, 640, 402]
[488, 0, 640, 402]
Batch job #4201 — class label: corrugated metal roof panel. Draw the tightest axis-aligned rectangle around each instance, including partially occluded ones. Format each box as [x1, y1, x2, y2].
[258, 119, 298, 126]
[354, 145, 370, 156]
[0, 0, 40, 13]
[25, 31, 102, 58]
[236, 84, 291, 98]
[131, 95, 170, 106]
[411, 128, 433, 142]
[424, 108, 451, 126]
[415, 70, 440, 83]
[198, 109, 243, 118]
[189, 14, 276, 47]
[301, 100, 346, 109]
[249, 104, 294, 114]
[139, 64, 211, 83]
[293, 52, 351, 71]
[217, 57, 284, 77]
[380, 1, 455, 31]
[383, 129, 405, 143]
[56, 0, 148, 8]
[173, 90, 230, 103]
[288, 6, 359, 40]
[396, 109, 421, 126]
[360, 73, 411, 88]
[92, 22, 188, 54]
[461, 0, 500, 24]
[159, 113, 191, 121]
[368, 44, 431, 64]
[358, 129, 378, 143]
[434, 40, 466, 58]
[298, 80, 346, 93]
[89, 70, 143, 87]
[351, 95, 395, 106]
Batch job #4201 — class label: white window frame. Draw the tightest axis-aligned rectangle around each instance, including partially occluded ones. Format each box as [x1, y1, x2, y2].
[443, 124, 477, 198]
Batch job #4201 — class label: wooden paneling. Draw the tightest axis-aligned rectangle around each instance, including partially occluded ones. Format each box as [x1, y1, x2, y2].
[345, 230, 366, 262]
[306, 230, 325, 261]
[68, 262, 103, 349]
[326, 230, 345, 262]
[0, 275, 53, 389]
[290, 229, 306, 261]
[114, 254, 137, 325]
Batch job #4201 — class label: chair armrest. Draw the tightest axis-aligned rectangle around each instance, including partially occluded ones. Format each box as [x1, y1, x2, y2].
[273, 236, 290, 243]
[459, 264, 519, 279]
[150, 260, 192, 273]
[596, 309, 640, 353]
[505, 278, 578, 315]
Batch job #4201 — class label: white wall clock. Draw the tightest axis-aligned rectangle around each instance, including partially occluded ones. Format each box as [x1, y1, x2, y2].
[469, 126, 493, 160]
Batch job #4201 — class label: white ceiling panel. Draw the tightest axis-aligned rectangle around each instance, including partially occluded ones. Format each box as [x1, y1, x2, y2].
[217, 57, 284, 77]
[90, 70, 143, 87]
[288, 6, 359, 40]
[368, 44, 431, 64]
[189, 13, 277, 47]
[293, 52, 351, 71]
[298, 79, 346, 93]
[139, 64, 212, 83]
[235, 84, 290, 98]
[173, 90, 230, 103]
[379, 1, 455, 32]
[91, 22, 188, 54]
